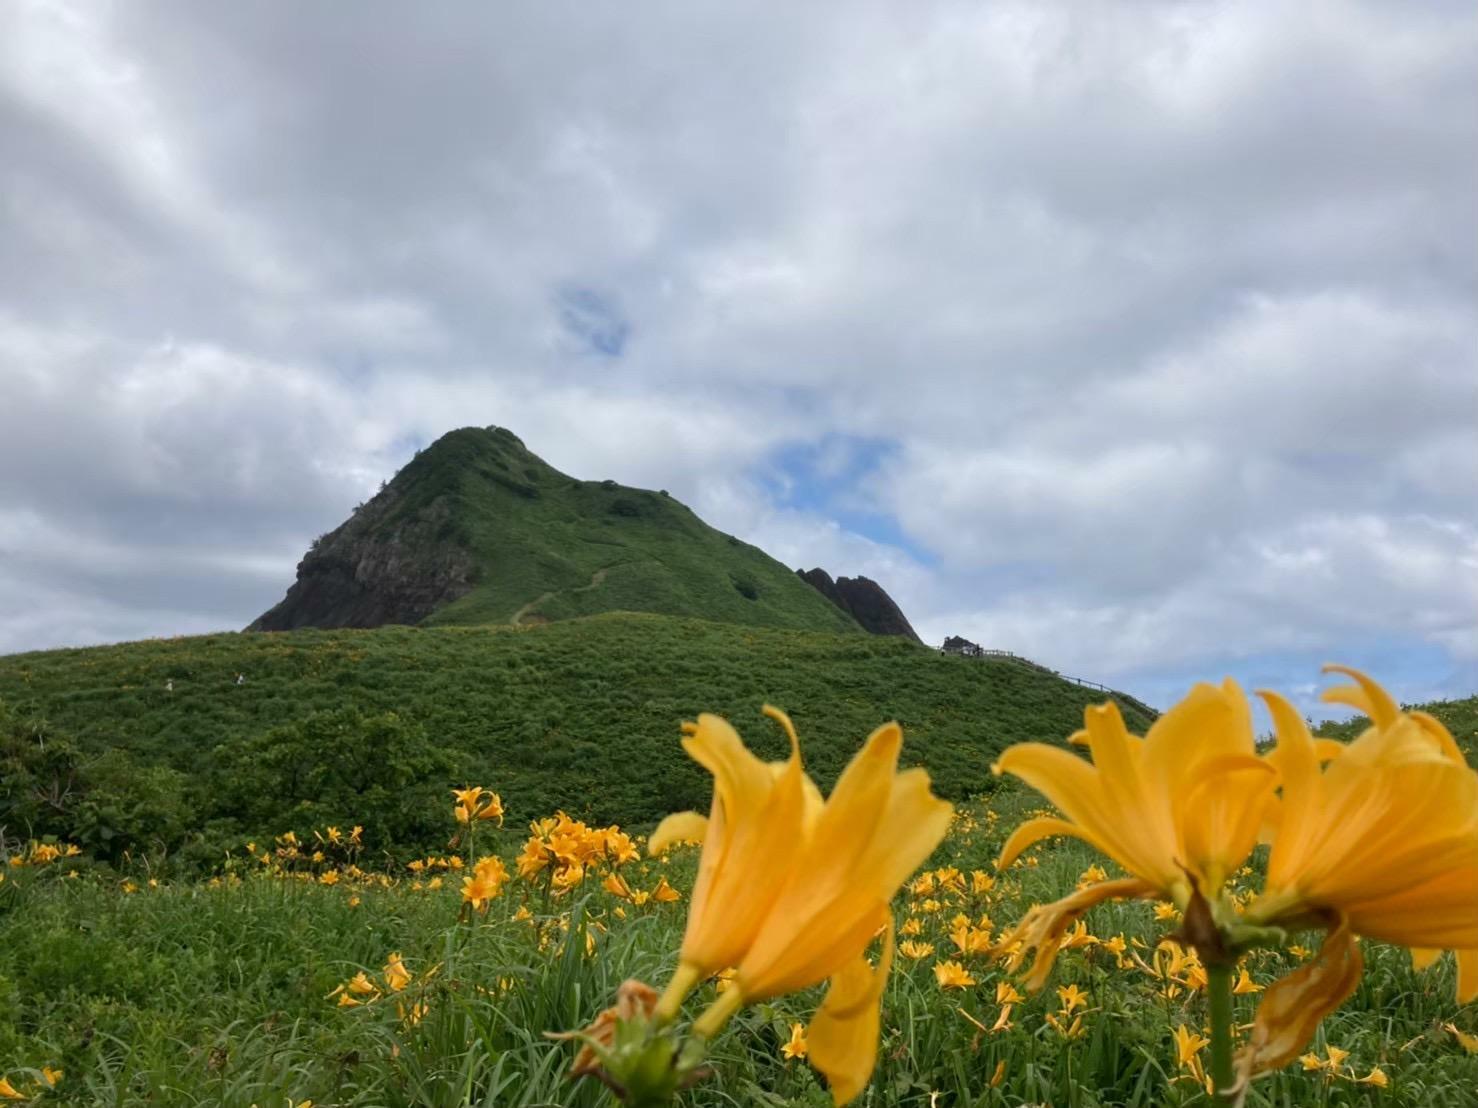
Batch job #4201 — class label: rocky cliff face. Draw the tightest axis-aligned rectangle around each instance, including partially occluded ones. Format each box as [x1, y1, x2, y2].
[247, 485, 475, 631]
[796, 568, 921, 643]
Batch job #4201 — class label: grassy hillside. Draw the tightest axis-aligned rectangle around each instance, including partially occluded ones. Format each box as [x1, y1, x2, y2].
[259, 426, 864, 634]
[0, 614, 1155, 863]
[1315, 692, 1478, 757]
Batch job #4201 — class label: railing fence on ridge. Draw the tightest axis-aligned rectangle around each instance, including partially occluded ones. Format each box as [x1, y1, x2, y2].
[939, 645, 1158, 719]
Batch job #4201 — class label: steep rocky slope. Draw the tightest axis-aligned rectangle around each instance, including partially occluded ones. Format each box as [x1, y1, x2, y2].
[797, 567, 922, 642]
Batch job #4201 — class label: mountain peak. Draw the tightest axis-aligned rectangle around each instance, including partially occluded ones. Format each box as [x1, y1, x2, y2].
[248, 428, 865, 636]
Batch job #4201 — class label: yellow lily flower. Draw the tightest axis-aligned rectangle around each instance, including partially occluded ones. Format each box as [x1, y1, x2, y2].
[992, 680, 1275, 989]
[383, 952, 412, 992]
[1173, 1024, 1209, 1067]
[1356, 1066, 1389, 1088]
[933, 960, 976, 989]
[781, 1021, 808, 1059]
[649, 706, 951, 1105]
[1234, 667, 1478, 1086]
[1247, 669, 1478, 991]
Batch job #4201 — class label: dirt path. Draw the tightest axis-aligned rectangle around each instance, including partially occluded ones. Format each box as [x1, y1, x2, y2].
[509, 567, 610, 626]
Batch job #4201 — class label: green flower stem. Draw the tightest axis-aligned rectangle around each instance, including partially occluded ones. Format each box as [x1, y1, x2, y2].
[691, 984, 745, 1039]
[1207, 962, 1235, 1097]
[653, 962, 702, 1026]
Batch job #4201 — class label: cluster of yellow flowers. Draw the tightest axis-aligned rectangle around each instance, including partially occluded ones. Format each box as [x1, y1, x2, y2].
[0, 1067, 61, 1101]
[252, 827, 363, 869]
[5, 841, 81, 868]
[452, 786, 504, 826]
[990, 665, 1478, 1093]
[1297, 1044, 1389, 1088]
[327, 952, 430, 1025]
[516, 812, 639, 894]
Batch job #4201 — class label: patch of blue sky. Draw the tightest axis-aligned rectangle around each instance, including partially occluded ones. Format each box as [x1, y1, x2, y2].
[1116, 637, 1470, 732]
[389, 432, 429, 464]
[326, 349, 375, 386]
[555, 285, 629, 358]
[758, 434, 936, 566]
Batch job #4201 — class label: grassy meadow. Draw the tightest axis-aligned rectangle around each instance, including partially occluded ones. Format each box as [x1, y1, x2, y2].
[0, 615, 1154, 870]
[4, 782, 1477, 1107]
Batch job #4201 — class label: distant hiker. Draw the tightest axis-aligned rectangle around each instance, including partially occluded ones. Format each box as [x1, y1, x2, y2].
[235, 673, 246, 686]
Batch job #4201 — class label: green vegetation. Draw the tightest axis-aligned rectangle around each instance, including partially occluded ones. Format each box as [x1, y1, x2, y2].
[3, 792, 1475, 1106]
[334, 426, 864, 633]
[0, 614, 1155, 867]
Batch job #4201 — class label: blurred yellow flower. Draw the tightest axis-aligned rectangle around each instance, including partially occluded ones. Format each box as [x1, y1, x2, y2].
[992, 680, 1274, 990]
[782, 1021, 808, 1059]
[345, 971, 377, 996]
[0, 1077, 24, 1101]
[649, 706, 951, 1105]
[1444, 1022, 1478, 1054]
[383, 953, 411, 992]
[1248, 669, 1478, 994]
[1237, 669, 1478, 1083]
[1232, 967, 1262, 994]
[1356, 1066, 1388, 1088]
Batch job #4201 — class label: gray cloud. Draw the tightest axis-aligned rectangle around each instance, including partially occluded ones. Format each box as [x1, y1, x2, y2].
[1, 0, 1474, 715]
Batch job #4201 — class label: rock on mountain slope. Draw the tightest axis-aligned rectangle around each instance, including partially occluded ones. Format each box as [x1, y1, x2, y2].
[249, 426, 865, 635]
[796, 568, 922, 643]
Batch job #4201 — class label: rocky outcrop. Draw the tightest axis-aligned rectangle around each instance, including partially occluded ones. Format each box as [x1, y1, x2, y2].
[796, 568, 922, 643]
[247, 486, 475, 631]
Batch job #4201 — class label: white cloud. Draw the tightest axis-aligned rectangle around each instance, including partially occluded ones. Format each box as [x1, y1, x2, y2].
[0, 0, 1473, 714]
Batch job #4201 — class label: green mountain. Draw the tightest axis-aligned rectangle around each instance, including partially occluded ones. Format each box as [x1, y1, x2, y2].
[0, 614, 1159, 866]
[248, 426, 862, 635]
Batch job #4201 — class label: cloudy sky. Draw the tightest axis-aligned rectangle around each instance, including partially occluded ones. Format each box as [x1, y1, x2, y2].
[2, 0, 1475, 716]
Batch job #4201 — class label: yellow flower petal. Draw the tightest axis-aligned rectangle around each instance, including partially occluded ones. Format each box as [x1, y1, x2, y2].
[737, 725, 951, 999]
[649, 811, 708, 854]
[807, 922, 894, 1106]
[676, 714, 809, 976]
